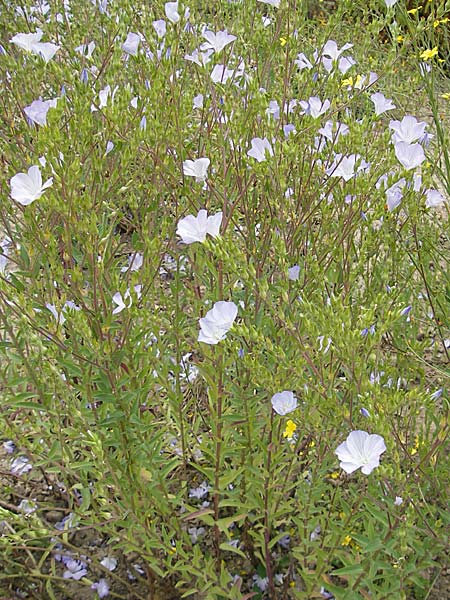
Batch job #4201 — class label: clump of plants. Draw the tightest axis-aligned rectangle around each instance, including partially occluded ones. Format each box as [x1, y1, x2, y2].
[0, 1, 448, 599]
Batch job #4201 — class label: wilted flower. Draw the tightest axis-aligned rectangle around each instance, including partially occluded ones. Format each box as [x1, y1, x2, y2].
[10, 165, 53, 206]
[91, 579, 110, 598]
[176, 209, 222, 244]
[18, 499, 38, 514]
[430, 388, 443, 401]
[112, 285, 142, 315]
[64, 558, 88, 580]
[318, 120, 349, 141]
[198, 301, 238, 344]
[0, 237, 11, 273]
[165, 1, 180, 23]
[75, 41, 96, 58]
[425, 189, 445, 208]
[335, 430, 386, 475]
[182, 158, 210, 182]
[252, 574, 269, 591]
[153, 19, 167, 38]
[288, 265, 300, 281]
[188, 526, 206, 543]
[100, 557, 117, 571]
[3, 440, 15, 453]
[257, 0, 280, 7]
[385, 178, 406, 211]
[271, 391, 297, 415]
[121, 252, 143, 272]
[189, 481, 211, 499]
[295, 52, 313, 70]
[11, 456, 32, 476]
[122, 32, 140, 55]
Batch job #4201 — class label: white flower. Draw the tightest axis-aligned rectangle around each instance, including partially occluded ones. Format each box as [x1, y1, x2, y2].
[210, 63, 234, 84]
[200, 29, 236, 54]
[247, 137, 274, 162]
[93, 84, 118, 111]
[165, 1, 180, 23]
[394, 496, 403, 506]
[295, 52, 313, 70]
[385, 0, 398, 7]
[326, 154, 360, 181]
[10, 30, 59, 62]
[10, 30, 43, 52]
[122, 32, 140, 55]
[335, 430, 386, 475]
[176, 209, 222, 244]
[112, 285, 142, 315]
[10, 165, 53, 206]
[271, 391, 297, 416]
[193, 94, 204, 109]
[75, 41, 96, 58]
[121, 252, 143, 272]
[182, 158, 210, 182]
[257, 0, 280, 7]
[0, 237, 11, 273]
[299, 96, 330, 118]
[198, 301, 238, 345]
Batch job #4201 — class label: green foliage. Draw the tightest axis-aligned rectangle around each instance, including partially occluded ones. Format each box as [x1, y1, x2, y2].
[0, 0, 448, 599]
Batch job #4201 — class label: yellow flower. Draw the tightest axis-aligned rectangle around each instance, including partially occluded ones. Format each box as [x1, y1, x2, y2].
[283, 419, 297, 438]
[280, 37, 287, 47]
[341, 76, 353, 87]
[433, 19, 440, 28]
[441, 93, 450, 100]
[330, 471, 340, 480]
[407, 6, 421, 15]
[397, 35, 405, 43]
[420, 47, 438, 60]
[341, 535, 352, 546]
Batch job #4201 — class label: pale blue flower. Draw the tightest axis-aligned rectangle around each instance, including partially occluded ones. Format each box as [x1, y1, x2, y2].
[370, 92, 396, 115]
[394, 142, 425, 171]
[24, 98, 58, 126]
[247, 137, 274, 162]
